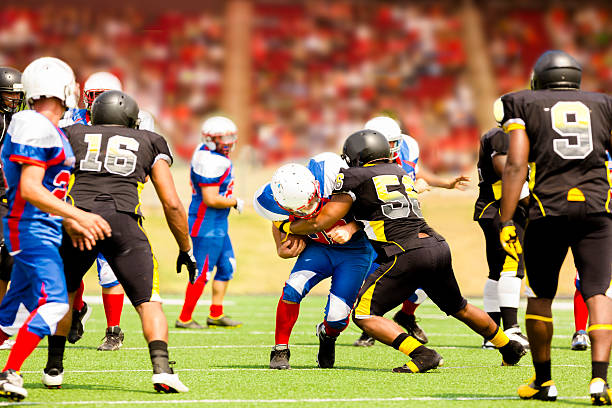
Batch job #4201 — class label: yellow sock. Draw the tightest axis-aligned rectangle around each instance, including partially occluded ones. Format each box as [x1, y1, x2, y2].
[398, 336, 422, 356]
[489, 327, 509, 348]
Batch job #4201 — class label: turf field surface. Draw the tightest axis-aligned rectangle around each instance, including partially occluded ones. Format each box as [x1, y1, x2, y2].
[0, 296, 597, 407]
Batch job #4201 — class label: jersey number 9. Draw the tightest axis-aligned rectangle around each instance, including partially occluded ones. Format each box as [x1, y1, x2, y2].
[551, 101, 593, 160]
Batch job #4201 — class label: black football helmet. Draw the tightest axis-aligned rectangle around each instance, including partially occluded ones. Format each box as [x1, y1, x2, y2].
[342, 129, 390, 167]
[91, 90, 139, 128]
[0, 67, 24, 113]
[530, 50, 581, 90]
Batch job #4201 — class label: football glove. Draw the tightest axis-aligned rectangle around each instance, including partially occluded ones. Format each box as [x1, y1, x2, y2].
[499, 220, 522, 261]
[177, 249, 198, 284]
[234, 198, 244, 214]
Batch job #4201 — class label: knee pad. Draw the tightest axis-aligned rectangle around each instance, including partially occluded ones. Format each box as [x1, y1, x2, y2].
[498, 274, 521, 308]
[324, 293, 351, 329]
[281, 284, 304, 304]
[483, 279, 500, 313]
[284, 270, 316, 302]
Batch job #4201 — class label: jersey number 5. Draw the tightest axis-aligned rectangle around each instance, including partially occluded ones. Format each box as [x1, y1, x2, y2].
[551, 101, 593, 159]
[80, 134, 140, 176]
[373, 175, 423, 219]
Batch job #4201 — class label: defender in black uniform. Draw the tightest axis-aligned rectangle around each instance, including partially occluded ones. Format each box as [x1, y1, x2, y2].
[474, 127, 528, 348]
[43, 91, 196, 393]
[0, 67, 23, 305]
[280, 130, 526, 373]
[499, 50, 612, 403]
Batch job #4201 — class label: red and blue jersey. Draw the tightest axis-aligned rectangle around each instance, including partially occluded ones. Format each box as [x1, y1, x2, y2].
[188, 144, 235, 237]
[2, 110, 75, 253]
[395, 134, 420, 181]
[59, 108, 89, 126]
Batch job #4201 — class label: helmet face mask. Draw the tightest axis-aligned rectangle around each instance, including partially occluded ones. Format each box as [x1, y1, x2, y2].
[209, 134, 238, 157]
[0, 91, 24, 114]
[201, 116, 238, 157]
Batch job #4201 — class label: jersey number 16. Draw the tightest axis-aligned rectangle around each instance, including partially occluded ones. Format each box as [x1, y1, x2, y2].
[80, 133, 139, 176]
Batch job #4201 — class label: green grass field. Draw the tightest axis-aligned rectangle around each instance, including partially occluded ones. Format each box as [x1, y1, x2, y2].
[1, 296, 596, 407]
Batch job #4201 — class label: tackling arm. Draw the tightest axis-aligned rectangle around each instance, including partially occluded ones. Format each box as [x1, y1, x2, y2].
[283, 193, 353, 235]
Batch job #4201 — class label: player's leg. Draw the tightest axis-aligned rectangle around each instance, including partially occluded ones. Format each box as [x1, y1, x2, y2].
[271, 244, 329, 369]
[66, 280, 91, 344]
[207, 235, 241, 328]
[394, 290, 429, 344]
[97, 255, 125, 351]
[176, 236, 211, 329]
[353, 261, 378, 347]
[572, 272, 590, 350]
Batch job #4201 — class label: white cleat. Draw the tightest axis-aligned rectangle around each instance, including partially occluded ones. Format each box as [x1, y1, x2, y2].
[0, 369, 27, 401]
[42, 368, 63, 389]
[505, 326, 530, 351]
[0, 339, 15, 350]
[152, 373, 189, 393]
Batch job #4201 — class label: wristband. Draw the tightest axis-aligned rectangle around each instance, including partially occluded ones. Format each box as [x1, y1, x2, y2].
[499, 220, 515, 230]
[278, 220, 292, 234]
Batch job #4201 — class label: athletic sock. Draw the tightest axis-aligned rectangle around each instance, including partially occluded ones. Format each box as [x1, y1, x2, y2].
[73, 281, 85, 312]
[3, 326, 43, 371]
[148, 340, 171, 374]
[534, 360, 552, 386]
[102, 293, 124, 327]
[500, 307, 518, 330]
[485, 326, 509, 348]
[46, 335, 66, 371]
[322, 320, 342, 338]
[392, 332, 424, 357]
[178, 273, 207, 323]
[209, 304, 223, 319]
[487, 312, 501, 326]
[573, 290, 588, 332]
[275, 297, 300, 345]
[592, 361, 609, 383]
[401, 300, 418, 316]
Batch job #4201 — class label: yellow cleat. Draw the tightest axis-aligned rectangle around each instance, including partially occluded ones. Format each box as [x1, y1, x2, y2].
[518, 377, 557, 401]
[590, 378, 612, 406]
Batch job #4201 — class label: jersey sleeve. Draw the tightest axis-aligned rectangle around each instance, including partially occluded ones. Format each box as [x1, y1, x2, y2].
[252, 183, 290, 221]
[500, 92, 526, 133]
[151, 132, 173, 167]
[191, 149, 231, 186]
[6, 111, 63, 167]
[308, 152, 348, 198]
[489, 128, 509, 157]
[332, 168, 362, 201]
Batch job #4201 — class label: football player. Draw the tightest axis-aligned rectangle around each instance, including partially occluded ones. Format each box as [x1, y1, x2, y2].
[499, 50, 612, 403]
[474, 125, 529, 349]
[42, 90, 195, 393]
[253, 153, 375, 369]
[281, 130, 526, 373]
[354, 116, 470, 347]
[0, 67, 23, 351]
[0, 57, 111, 402]
[60, 71, 156, 351]
[175, 116, 244, 329]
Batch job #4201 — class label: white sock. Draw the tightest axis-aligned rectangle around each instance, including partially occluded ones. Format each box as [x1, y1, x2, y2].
[483, 279, 500, 313]
[498, 274, 521, 309]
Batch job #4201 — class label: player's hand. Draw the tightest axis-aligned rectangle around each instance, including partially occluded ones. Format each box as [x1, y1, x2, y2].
[177, 249, 198, 284]
[63, 218, 97, 251]
[74, 211, 112, 242]
[234, 198, 244, 214]
[328, 225, 353, 244]
[448, 175, 470, 190]
[414, 178, 431, 194]
[499, 220, 522, 261]
[277, 234, 306, 259]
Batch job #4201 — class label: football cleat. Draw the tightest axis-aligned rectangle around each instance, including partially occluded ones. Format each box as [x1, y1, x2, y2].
[392, 347, 443, 373]
[175, 319, 205, 329]
[0, 339, 15, 350]
[0, 369, 27, 401]
[97, 326, 124, 351]
[500, 339, 527, 366]
[316, 323, 336, 369]
[571, 330, 590, 351]
[269, 345, 291, 370]
[42, 368, 63, 389]
[152, 372, 189, 393]
[393, 311, 428, 344]
[353, 332, 375, 347]
[590, 378, 612, 406]
[67, 302, 92, 344]
[207, 316, 242, 328]
[518, 377, 557, 401]
[505, 326, 530, 351]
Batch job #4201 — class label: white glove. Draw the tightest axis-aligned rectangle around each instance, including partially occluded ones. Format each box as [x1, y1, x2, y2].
[234, 198, 244, 214]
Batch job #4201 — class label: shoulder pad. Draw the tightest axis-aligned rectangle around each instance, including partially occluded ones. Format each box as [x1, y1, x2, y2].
[252, 183, 290, 222]
[8, 111, 62, 148]
[191, 149, 231, 178]
[138, 110, 156, 132]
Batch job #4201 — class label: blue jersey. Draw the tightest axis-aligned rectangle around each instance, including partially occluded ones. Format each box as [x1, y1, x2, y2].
[395, 134, 420, 180]
[2, 110, 75, 253]
[189, 144, 235, 237]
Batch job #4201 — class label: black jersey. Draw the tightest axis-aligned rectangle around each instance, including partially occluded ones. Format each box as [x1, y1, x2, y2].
[333, 162, 443, 258]
[474, 127, 508, 220]
[63, 124, 173, 215]
[500, 89, 612, 219]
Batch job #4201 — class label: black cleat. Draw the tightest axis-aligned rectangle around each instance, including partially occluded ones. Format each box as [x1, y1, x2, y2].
[316, 323, 336, 369]
[67, 302, 92, 344]
[500, 339, 527, 366]
[0, 369, 27, 401]
[394, 311, 428, 344]
[269, 346, 291, 369]
[97, 326, 124, 351]
[392, 347, 443, 373]
[353, 332, 375, 347]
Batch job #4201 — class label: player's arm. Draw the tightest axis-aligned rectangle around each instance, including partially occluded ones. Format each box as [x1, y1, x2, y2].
[282, 193, 353, 235]
[416, 167, 470, 190]
[271, 223, 306, 259]
[201, 185, 240, 209]
[500, 129, 529, 222]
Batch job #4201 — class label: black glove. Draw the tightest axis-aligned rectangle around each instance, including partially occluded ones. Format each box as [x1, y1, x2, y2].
[177, 249, 198, 284]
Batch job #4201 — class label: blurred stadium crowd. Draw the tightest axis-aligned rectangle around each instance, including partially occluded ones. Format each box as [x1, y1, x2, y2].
[0, 1, 611, 171]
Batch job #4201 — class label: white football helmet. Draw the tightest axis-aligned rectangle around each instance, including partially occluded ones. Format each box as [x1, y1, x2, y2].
[364, 116, 402, 160]
[83, 72, 123, 109]
[271, 163, 321, 219]
[201, 116, 238, 157]
[22, 57, 77, 109]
